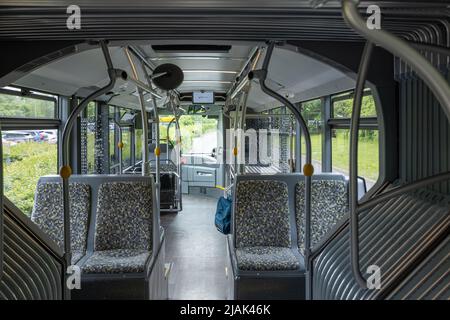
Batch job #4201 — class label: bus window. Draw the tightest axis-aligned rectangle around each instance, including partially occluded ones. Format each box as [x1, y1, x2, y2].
[0, 87, 56, 119]
[0, 89, 58, 215]
[300, 98, 323, 173]
[331, 92, 379, 189]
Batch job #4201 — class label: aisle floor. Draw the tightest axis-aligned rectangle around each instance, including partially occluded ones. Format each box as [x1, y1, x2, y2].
[161, 194, 228, 300]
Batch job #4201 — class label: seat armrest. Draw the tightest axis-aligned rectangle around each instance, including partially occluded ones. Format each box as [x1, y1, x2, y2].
[226, 235, 239, 276]
[145, 233, 166, 279]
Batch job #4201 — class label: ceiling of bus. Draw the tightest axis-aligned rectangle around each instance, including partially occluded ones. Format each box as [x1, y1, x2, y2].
[139, 44, 254, 93]
[13, 42, 354, 111]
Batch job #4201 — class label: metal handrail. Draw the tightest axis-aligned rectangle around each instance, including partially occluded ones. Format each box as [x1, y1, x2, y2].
[60, 41, 119, 286]
[166, 117, 176, 160]
[349, 40, 374, 288]
[342, 0, 450, 289]
[410, 42, 450, 58]
[123, 47, 151, 176]
[140, 60, 160, 187]
[342, 0, 450, 122]
[357, 172, 450, 214]
[249, 42, 314, 265]
[110, 118, 123, 174]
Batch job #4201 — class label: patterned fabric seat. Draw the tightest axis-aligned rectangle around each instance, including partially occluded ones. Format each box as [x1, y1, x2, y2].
[31, 182, 90, 264]
[81, 249, 151, 274]
[236, 247, 300, 271]
[234, 180, 299, 271]
[159, 162, 177, 172]
[83, 181, 153, 274]
[296, 179, 348, 252]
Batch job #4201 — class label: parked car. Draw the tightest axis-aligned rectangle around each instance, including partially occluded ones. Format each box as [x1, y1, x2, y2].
[27, 130, 47, 142]
[40, 130, 58, 144]
[2, 131, 34, 143]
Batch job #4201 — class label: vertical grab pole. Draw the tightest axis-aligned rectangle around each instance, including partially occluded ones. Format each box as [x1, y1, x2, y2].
[232, 94, 241, 175]
[250, 42, 313, 263]
[112, 119, 123, 174]
[349, 41, 374, 289]
[141, 64, 161, 214]
[61, 41, 118, 298]
[123, 48, 150, 176]
[167, 118, 176, 162]
[172, 103, 183, 211]
[142, 64, 161, 254]
[238, 87, 250, 174]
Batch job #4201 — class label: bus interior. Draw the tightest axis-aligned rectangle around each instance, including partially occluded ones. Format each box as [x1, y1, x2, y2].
[0, 0, 449, 301]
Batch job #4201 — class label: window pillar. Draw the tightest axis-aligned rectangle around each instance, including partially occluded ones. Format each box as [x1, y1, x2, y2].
[322, 96, 332, 172]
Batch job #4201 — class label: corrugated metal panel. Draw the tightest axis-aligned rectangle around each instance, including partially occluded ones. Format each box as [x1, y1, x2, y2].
[388, 234, 449, 300]
[312, 189, 450, 300]
[0, 199, 64, 300]
[397, 69, 450, 194]
[0, 1, 447, 40]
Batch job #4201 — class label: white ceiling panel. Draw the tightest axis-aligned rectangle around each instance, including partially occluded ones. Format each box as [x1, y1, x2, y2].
[13, 42, 353, 112]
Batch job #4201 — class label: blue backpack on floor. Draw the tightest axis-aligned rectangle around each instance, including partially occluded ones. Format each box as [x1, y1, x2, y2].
[215, 196, 232, 234]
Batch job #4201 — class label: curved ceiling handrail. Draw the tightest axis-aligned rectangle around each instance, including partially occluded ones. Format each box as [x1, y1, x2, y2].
[343, 0, 450, 290]
[349, 40, 374, 289]
[342, 0, 450, 121]
[60, 41, 120, 292]
[249, 42, 314, 263]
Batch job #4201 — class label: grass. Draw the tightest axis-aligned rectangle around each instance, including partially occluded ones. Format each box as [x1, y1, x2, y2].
[3, 141, 57, 215]
[331, 130, 379, 182]
[301, 131, 379, 183]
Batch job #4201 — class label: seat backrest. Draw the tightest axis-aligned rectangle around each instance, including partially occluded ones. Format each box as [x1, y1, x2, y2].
[94, 181, 153, 251]
[234, 178, 291, 248]
[151, 160, 177, 173]
[31, 181, 90, 254]
[295, 174, 348, 251]
[33, 175, 158, 255]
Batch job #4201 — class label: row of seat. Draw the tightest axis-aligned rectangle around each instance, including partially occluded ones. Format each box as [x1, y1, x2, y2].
[227, 173, 350, 299]
[30, 175, 166, 299]
[126, 160, 180, 211]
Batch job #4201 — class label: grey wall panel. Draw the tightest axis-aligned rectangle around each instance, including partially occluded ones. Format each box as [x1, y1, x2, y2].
[388, 234, 449, 300]
[311, 190, 450, 300]
[0, 200, 64, 300]
[398, 69, 450, 194]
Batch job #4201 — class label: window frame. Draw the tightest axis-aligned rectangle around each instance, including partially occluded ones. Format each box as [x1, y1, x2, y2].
[295, 89, 380, 185]
[107, 104, 137, 173]
[0, 86, 58, 120]
[0, 86, 61, 218]
[0, 86, 61, 139]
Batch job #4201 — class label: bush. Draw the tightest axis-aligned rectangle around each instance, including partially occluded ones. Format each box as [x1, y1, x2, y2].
[3, 142, 57, 215]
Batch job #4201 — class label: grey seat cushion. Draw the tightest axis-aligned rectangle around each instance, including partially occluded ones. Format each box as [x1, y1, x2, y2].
[94, 182, 153, 251]
[81, 249, 151, 274]
[296, 180, 348, 251]
[236, 247, 300, 271]
[31, 182, 90, 264]
[72, 251, 84, 264]
[235, 180, 291, 248]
